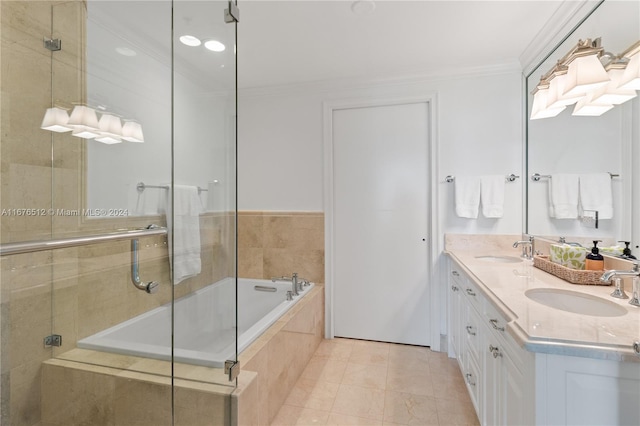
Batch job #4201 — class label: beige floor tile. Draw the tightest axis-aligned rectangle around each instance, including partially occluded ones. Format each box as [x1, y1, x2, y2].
[430, 372, 469, 402]
[349, 340, 390, 366]
[271, 404, 330, 426]
[342, 362, 388, 390]
[314, 339, 354, 361]
[284, 378, 340, 411]
[383, 391, 439, 426]
[385, 368, 434, 397]
[435, 397, 480, 425]
[301, 357, 348, 384]
[327, 412, 383, 425]
[331, 384, 385, 421]
[387, 344, 431, 367]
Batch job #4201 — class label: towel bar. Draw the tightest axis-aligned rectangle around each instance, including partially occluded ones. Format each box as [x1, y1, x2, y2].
[136, 181, 209, 194]
[531, 172, 619, 182]
[445, 174, 520, 183]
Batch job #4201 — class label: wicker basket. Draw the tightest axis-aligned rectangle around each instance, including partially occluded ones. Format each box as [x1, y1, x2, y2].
[533, 255, 609, 286]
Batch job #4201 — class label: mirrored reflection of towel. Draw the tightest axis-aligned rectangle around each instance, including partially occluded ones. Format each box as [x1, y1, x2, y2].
[579, 173, 613, 219]
[549, 174, 579, 218]
[159, 185, 202, 285]
[480, 175, 505, 218]
[455, 176, 480, 219]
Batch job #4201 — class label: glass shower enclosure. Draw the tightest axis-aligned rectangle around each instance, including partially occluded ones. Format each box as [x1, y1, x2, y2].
[0, 1, 238, 424]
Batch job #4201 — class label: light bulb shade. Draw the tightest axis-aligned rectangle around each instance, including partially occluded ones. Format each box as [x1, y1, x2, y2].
[591, 67, 637, 105]
[71, 126, 101, 139]
[68, 105, 99, 130]
[618, 52, 640, 90]
[546, 73, 583, 108]
[572, 93, 614, 116]
[122, 121, 144, 143]
[530, 88, 565, 120]
[40, 107, 72, 132]
[562, 54, 610, 97]
[94, 135, 122, 144]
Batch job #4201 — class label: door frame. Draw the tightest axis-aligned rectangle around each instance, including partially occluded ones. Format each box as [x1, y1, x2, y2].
[323, 93, 441, 351]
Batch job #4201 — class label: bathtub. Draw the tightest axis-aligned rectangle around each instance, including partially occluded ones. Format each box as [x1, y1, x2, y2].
[77, 278, 314, 368]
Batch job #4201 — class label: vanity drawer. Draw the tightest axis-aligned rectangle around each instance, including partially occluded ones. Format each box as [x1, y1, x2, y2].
[464, 304, 482, 364]
[464, 351, 482, 417]
[461, 277, 483, 313]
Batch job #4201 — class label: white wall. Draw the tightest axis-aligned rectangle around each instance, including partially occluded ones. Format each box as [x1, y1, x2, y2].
[239, 68, 525, 241]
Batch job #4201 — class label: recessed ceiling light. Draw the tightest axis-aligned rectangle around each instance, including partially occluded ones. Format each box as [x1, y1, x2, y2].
[115, 47, 137, 57]
[351, 0, 376, 16]
[180, 35, 201, 47]
[204, 40, 225, 52]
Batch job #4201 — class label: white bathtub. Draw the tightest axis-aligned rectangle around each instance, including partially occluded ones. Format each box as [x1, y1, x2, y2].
[77, 278, 314, 368]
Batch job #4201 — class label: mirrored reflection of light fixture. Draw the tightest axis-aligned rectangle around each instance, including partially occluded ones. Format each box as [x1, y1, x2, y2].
[530, 38, 640, 119]
[530, 86, 565, 120]
[95, 113, 123, 144]
[122, 120, 144, 143]
[572, 93, 614, 116]
[591, 62, 637, 105]
[68, 105, 100, 138]
[40, 107, 72, 132]
[618, 41, 640, 90]
[180, 35, 201, 47]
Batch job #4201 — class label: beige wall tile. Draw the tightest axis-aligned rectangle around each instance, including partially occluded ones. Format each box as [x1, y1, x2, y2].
[238, 247, 263, 279]
[238, 214, 263, 248]
[113, 376, 171, 426]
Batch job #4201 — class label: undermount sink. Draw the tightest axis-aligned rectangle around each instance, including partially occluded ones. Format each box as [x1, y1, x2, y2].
[525, 288, 627, 317]
[475, 255, 522, 263]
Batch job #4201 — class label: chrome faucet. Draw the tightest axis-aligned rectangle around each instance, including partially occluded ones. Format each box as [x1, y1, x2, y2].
[513, 236, 534, 260]
[271, 272, 299, 296]
[601, 262, 639, 302]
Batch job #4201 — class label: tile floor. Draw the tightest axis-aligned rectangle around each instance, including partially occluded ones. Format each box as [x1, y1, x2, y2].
[271, 338, 480, 425]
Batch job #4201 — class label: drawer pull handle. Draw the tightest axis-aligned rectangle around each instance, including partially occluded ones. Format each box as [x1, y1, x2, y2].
[451, 285, 459, 292]
[489, 319, 505, 331]
[465, 325, 476, 336]
[634, 341, 640, 356]
[465, 288, 476, 297]
[489, 344, 502, 358]
[452, 270, 460, 277]
[465, 373, 476, 386]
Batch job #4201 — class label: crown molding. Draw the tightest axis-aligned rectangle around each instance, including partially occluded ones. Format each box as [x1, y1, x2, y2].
[238, 60, 523, 99]
[519, 0, 602, 77]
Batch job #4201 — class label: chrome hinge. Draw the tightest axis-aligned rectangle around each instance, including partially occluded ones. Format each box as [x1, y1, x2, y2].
[225, 359, 240, 381]
[224, 1, 239, 23]
[44, 37, 61, 51]
[44, 334, 62, 347]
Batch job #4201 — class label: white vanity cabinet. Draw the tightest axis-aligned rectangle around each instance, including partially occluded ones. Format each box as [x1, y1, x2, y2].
[448, 260, 534, 425]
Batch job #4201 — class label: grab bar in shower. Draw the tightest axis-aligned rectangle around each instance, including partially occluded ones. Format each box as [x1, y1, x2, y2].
[0, 226, 167, 256]
[530, 172, 619, 181]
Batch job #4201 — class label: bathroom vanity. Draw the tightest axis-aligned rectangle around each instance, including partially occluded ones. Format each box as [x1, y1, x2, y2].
[446, 239, 640, 425]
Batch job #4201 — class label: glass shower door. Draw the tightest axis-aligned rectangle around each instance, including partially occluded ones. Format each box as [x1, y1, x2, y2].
[43, 0, 237, 424]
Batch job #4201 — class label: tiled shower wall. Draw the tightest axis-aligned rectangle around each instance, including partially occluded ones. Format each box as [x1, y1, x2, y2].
[238, 211, 325, 284]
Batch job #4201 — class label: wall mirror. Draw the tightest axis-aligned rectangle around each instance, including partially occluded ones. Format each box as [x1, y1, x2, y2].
[73, 1, 236, 219]
[526, 0, 640, 251]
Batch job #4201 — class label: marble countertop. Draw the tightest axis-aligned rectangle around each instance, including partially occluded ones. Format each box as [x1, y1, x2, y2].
[445, 237, 640, 363]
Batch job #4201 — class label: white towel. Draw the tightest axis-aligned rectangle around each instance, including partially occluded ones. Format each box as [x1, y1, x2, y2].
[480, 175, 505, 218]
[579, 173, 613, 219]
[160, 185, 202, 284]
[455, 176, 480, 218]
[549, 174, 579, 218]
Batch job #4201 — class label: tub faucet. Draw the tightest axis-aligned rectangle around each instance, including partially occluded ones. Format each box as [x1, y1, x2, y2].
[601, 262, 639, 301]
[271, 272, 299, 296]
[513, 236, 534, 260]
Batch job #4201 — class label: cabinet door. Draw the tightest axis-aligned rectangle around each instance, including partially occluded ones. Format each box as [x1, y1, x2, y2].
[449, 268, 464, 364]
[484, 334, 504, 426]
[504, 351, 527, 426]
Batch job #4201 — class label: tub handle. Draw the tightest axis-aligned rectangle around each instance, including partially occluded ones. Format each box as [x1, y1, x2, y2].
[131, 239, 159, 294]
[254, 285, 277, 292]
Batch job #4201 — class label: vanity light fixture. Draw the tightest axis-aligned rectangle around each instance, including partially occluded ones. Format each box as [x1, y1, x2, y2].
[618, 41, 640, 90]
[68, 105, 101, 138]
[122, 120, 144, 143]
[531, 38, 640, 119]
[95, 113, 123, 144]
[40, 107, 72, 132]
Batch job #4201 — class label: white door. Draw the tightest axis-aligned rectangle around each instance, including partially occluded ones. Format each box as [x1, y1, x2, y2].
[332, 102, 430, 346]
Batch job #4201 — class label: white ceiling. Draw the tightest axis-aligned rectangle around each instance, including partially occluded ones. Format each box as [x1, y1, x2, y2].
[236, 0, 569, 88]
[88, 0, 584, 91]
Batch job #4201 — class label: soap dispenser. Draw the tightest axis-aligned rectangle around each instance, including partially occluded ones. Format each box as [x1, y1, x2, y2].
[585, 240, 605, 271]
[619, 241, 637, 260]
